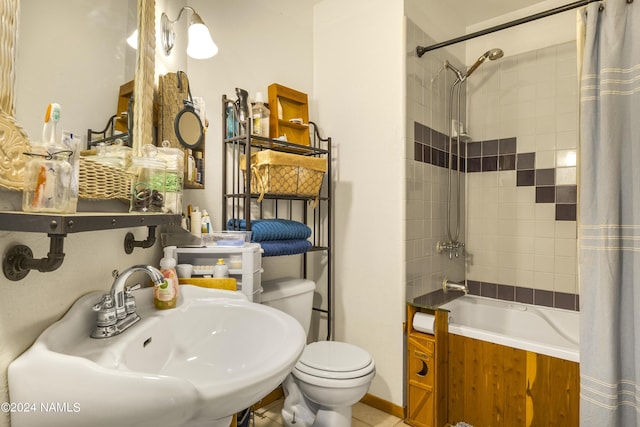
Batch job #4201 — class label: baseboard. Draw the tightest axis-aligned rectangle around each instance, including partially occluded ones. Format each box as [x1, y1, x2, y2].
[360, 393, 405, 419]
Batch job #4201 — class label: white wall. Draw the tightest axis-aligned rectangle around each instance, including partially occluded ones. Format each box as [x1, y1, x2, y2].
[465, 0, 577, 65]
[181, 0, 318, 234]
[314, 0, 406, 406]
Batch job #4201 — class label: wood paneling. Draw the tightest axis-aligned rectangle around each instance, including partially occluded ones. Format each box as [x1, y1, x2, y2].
[407, 332, 436, 427]
[447, 335, 579, 427]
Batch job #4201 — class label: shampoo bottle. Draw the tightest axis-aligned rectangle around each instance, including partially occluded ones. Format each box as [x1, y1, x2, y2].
[201, 209, 212, 234]
[156, 246, 179, 309]
[252, 92, 270, 137]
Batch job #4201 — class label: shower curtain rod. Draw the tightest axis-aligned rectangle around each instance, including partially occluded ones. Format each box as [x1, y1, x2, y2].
[416, 0, 600, 57]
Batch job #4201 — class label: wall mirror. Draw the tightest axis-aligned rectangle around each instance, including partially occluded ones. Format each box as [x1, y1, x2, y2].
[0, 0, 156, 191]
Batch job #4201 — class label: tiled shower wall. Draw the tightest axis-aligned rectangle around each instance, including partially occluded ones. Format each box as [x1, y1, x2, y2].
[405, 18, 466, 301]
[465, 41, 579, 308]
[405, 17, 579, 308]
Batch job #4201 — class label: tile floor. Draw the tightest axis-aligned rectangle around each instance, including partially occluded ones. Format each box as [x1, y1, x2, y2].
[251, 398, 411, 427]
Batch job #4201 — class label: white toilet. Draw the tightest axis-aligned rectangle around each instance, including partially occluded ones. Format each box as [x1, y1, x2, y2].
[260, 278, 376, 427]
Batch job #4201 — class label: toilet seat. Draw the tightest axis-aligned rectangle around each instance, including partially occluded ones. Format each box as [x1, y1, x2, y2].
[295, 341, 375, 380]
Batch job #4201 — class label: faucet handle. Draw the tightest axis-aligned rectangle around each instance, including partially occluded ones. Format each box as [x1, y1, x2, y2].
[93, 294, 117, 327]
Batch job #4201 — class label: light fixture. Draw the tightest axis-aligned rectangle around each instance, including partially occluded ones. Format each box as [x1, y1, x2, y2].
[161, 7, 218, 59]
[126, 29, 138, 49]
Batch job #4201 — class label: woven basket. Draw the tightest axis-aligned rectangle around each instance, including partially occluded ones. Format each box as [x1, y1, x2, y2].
[240, 150, 326, 202]
[79, 157, 134, 202]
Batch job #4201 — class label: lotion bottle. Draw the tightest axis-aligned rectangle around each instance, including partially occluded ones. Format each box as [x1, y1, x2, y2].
[156, 246, 179, 309]
[251, 92, 270, 137]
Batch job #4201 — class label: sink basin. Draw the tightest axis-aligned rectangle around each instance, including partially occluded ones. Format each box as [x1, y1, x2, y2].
[9, 285, 306, 427]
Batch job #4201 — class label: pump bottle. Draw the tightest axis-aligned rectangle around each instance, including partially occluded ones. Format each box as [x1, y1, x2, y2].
[156, 246, 179, 309]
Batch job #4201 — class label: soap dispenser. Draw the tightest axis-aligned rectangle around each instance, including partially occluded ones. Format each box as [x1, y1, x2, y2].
[156, 246, 179, 309]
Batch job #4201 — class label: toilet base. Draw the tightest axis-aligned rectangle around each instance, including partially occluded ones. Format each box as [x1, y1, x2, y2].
[282, 405, 352, 427]
[281, 374, 358, 427]
[313, 406, 351, 427]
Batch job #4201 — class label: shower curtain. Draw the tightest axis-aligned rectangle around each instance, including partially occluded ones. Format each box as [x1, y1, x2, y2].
[578, 1, 640, 426]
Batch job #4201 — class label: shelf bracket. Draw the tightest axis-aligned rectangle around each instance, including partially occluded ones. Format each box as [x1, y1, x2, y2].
[3, 235, 67, 281]
[123, 226, 157, 254]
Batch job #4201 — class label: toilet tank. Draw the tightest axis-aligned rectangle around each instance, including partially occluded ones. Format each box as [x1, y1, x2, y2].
[260, 278, 316, 335]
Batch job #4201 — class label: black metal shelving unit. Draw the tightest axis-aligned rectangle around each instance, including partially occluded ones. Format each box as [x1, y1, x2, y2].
[221, 94, 333, 339]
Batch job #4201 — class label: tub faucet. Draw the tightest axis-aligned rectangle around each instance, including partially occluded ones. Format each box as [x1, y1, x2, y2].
[91, 265, 165, 339]
[442, 277, 468, 294]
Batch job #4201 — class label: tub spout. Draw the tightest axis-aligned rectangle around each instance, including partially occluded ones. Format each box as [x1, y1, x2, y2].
[442, 278, 468, 294]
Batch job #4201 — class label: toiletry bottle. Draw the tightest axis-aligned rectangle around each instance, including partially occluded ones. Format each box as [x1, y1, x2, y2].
[201, 209, 211, 234]
[252, 92, 270, 137]
[194, 151, 203, 184]
[213, 258, 229, 278]
[156, 246, 179, 309]
[191, 208, 202, 237]
[187, 149, 196, 183]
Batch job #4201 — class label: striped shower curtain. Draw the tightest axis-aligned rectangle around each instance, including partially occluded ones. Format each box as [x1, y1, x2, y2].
[578, 1, 640, 425]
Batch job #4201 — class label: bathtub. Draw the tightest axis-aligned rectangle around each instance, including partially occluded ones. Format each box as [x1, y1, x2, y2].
[437, 295, 579, 362]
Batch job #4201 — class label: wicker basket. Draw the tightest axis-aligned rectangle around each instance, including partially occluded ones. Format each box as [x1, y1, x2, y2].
[79, 157, 134, 202]
[240, 150, 327, 202]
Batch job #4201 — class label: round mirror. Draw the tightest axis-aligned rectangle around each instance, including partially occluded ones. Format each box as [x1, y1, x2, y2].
[174, 104, 204, 149]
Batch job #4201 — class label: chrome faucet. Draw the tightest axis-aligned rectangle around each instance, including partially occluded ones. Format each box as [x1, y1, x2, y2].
[442, 277, 468, 294]
[91, 265, 165, 339]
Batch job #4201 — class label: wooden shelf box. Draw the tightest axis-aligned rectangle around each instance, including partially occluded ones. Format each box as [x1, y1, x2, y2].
[268, 83, 310, 146]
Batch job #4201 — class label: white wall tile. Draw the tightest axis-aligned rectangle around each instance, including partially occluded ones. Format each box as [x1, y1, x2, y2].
[534, 271, 555, 291]
[554, 273, 577, 293]
[536, 149, 556, 168]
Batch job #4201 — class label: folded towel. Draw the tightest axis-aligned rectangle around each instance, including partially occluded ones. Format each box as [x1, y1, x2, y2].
[227, 218, 311, 242]
[260, 239, 312, 257]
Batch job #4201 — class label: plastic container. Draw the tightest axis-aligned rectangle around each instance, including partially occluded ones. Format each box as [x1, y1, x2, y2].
[252, 92, 270, 137]
[156, 142, 184, 214]
[205, 230, 251, 247]
[156, 246, 179, 310]
[228, 254, 242, 269]
[213, 258, 229, 278]
[22, 144, 73, 213]
[130, 156, 166, 212]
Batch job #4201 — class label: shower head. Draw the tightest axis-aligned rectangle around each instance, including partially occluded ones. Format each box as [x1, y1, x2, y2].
[465, 48, 504, 78]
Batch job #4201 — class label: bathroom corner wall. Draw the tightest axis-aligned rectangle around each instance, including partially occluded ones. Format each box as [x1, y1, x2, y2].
[314, 0, 406, 407]
[405, 18, 467, 301]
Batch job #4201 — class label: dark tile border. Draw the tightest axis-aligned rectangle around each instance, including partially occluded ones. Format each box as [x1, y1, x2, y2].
[413, 282, 579, 312]
[467, 280, 579, 311]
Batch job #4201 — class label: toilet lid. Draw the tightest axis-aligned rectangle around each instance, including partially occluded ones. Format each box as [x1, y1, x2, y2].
[296, 341, 373, 377]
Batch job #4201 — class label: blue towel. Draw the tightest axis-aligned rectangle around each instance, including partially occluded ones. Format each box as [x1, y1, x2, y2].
[227, 218, 311, 242]
[260, 239, 312, 257]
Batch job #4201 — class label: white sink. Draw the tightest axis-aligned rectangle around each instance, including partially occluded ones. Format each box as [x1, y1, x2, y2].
[9, 285, 306, 427]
